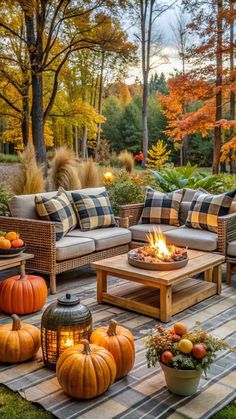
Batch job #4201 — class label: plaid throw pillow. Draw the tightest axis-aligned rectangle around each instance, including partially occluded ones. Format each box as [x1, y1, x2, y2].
[185, 189, 236, 233]
[35, 191, 77, 241]
[72, 191, 116, 231]
[139, 188, 184, 226]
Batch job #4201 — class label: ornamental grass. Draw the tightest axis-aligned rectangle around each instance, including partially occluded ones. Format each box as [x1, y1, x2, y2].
[118, 150, 134, 173]
[79, 158, 101, 188]
[49, 146, 81, 191]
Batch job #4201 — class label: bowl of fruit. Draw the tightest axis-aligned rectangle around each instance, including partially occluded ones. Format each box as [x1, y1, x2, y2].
[0, 231, 26, 258]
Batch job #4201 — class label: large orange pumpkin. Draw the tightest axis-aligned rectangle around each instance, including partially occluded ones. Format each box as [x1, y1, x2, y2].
[56, 339, 117, 399]
[90, 319, 135, 379]
[0, 314, 41, 363]
[0, 271, 47, 314]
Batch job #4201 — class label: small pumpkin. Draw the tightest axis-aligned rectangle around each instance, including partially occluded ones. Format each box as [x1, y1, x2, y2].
[90, 319, 135, 379]
[56, 339, 117, 399]
[0, 266, 47, 314]
[0, 314, 41, 363]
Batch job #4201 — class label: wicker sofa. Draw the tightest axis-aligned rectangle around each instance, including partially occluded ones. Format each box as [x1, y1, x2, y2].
[119, 188, 236, 284]
[0, 187, 131, 294]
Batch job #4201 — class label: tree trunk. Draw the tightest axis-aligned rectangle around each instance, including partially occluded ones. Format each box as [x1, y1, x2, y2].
[21, 92, 29, 146]
[95, 51, 105, 160]
[212, 0, 223, 174]
[142, 72, 149, 167]
[81, 126, 88, 160]
[23, 7, 47, 164]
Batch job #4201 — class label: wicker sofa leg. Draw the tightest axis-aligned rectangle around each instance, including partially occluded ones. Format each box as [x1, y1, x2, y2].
[50, 274, 57, 295]
[226, 261, 232, 285]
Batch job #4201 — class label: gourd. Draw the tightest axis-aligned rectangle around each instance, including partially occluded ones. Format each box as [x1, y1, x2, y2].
[90, 319, 135, 379]
[0, 265, 47, 314]
[0, 314, 41, 363]
[56, 339, 117, 399]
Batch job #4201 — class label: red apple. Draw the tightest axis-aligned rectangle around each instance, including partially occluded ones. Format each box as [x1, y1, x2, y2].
[192, 343, 207, 359]
[161, 351, 174, 364]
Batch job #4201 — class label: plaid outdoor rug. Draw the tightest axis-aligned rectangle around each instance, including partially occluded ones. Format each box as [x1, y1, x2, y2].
[0, 266, 235, 419]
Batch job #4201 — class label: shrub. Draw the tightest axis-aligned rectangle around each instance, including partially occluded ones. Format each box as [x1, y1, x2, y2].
[12, 144, 45, 195]
[146, 140, 171, 169]
[79, 158, 101, 188]
[118, 150, 134, 173]
[96, 139, 111, 164]
[150, 162, 225, 193]
[107, 170, 145, 215]
[0, 183, 11, 216]
[0, 153, 20, 163]
[49, 146, 81, 191]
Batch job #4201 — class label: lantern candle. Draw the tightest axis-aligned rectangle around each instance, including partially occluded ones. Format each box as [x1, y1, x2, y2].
[103, 169, 115, 184]
[41, 293, 92, 370]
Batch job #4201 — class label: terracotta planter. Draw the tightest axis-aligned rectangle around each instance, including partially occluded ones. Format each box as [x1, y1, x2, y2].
[160, 363, 202, 396]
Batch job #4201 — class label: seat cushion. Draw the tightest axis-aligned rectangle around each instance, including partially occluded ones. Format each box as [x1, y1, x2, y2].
[139, 188, 184, 226]
[67, 227, 131, 251]
[129, 224, 178, 243]
[227, 241, 236, 257]
[165, 226, 218, 251]
[56, 236, 95, 261]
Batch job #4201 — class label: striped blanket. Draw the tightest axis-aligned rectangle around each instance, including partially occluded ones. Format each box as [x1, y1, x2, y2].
[0, 266, 235, 419]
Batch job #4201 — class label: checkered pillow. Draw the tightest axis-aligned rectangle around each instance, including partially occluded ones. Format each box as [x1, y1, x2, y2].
[35, 191, 77, 241]
[139, 188, 184, 226]
[185, 189, 236, 233]
[72, 191, 116, 231]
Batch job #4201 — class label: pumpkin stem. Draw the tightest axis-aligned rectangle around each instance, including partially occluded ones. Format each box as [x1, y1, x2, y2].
[81, 339, 92, 355]
[107, 319, 118, 336]
[11, 314, 21, 331]
[19, 262, 26, 280]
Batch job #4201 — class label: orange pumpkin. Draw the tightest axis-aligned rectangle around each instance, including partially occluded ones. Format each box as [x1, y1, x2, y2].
[0, 314, 41, 363]
[0, 271, 47, 314]
[90, 319, 135, 379]
[56, 339, 117, 399]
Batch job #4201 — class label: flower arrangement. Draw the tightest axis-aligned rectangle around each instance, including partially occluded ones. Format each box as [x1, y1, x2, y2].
[145, 322, 235, 372]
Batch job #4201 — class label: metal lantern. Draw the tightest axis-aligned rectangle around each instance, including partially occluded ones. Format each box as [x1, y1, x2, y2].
[41, 293, 92, 369]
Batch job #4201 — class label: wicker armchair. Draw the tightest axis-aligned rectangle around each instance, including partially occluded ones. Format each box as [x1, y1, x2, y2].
[119, 202, 236, 263]
[0, 215, 129, 294]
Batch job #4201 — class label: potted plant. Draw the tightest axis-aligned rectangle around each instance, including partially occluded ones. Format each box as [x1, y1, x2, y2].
[145, 322, 235, 396]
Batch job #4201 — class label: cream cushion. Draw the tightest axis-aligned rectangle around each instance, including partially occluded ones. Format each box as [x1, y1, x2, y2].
[129, 224, 178, 243]
[8, 187, 106, 220]
[56, 236, 95, 261]
[67, 227, 131, 251]
[227, 240, 236, 257]
[165, 226, 218, 251]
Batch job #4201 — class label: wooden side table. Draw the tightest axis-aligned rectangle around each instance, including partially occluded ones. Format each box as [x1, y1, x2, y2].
[0, 253, 34, 277]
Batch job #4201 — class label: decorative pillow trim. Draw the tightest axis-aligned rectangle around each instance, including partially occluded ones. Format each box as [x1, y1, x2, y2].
[35, 191, 77, 241]
[139, 188, 184, 227]
[185, 189, 236, 233]
[72, 191, 116, 231]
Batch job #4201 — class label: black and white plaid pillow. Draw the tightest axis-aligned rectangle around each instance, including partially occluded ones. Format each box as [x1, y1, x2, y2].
[35, 191, 77, 241]
[139, 188, 184, 226]
[72, 191, 116, 231]
[185, 189, 236, 233]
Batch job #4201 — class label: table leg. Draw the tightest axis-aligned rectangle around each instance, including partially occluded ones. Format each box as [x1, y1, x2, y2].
[97, 270, 107, 303]
[226, 262, 232, 285]
[204, 268, 213, 282]
[213, 264, 222, 294]
[160, 285, 172, 323]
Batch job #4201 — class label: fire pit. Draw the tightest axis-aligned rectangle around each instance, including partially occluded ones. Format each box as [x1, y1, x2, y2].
[128, 228, 188, 271]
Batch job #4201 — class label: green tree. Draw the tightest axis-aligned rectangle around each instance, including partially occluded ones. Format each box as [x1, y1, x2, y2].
[149, 73, 168, 94]
[102, 97, 123, 151]
[148, 95, 167, 145]
[118, 98, 142, 153]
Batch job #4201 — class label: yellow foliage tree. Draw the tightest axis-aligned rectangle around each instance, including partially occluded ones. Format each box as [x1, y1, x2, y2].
[146, 140, 171, 169]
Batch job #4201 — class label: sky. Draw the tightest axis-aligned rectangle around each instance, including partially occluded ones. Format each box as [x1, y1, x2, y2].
[125, 2, 183, 84]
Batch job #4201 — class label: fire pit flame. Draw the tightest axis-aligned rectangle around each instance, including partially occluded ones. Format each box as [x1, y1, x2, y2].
[127, 228, 188, 270]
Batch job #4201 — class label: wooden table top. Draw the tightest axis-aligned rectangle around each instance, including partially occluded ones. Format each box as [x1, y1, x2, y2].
[0, 253, 34, 270]
[92, 250, 225, 286]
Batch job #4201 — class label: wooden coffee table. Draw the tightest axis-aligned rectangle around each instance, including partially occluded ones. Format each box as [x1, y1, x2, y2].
[92, 250, 225, 322]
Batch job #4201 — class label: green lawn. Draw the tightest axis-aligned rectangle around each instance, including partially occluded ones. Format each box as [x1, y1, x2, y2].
[0, 384, 235, 418]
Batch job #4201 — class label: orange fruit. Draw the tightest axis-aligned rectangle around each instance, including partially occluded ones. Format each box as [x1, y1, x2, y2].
[178, 339, 193, 354]
[5, 231, 19, 242]
[192, 343, 207, 359]
[172, 334, 181, 342]
[0, 239, 11, 249]
[11, 239, 24, 248]
[161, 351, 173, 364]
[173, 322, 188, 336]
